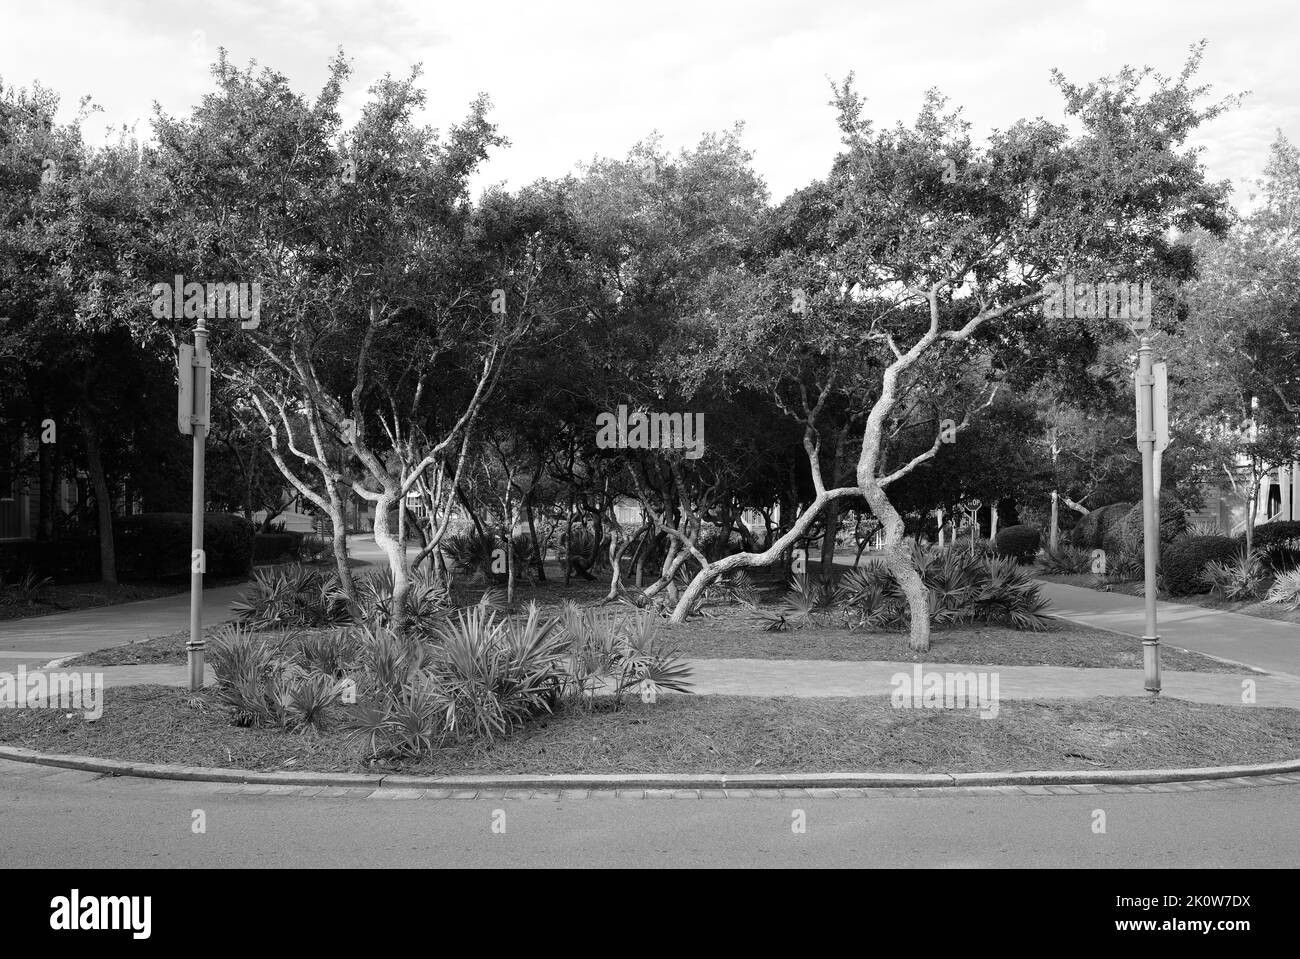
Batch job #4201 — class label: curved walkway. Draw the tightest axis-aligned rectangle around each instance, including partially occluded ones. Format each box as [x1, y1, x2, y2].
[0, 534, 387, 670]
[19, 656, 1300, 708]
[1038, 580, 1300, 676]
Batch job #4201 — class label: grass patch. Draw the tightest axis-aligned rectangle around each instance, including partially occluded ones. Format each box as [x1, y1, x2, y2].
[3, 684, 1298, 775]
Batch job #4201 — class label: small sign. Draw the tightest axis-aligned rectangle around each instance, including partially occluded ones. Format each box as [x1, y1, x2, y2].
[177, 344, 211, 434]
[178, 344, 194, 435]
[1153, 361, 1169, 453]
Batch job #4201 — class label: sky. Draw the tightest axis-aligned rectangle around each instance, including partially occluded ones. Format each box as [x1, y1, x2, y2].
[1, 0, 1296, 209]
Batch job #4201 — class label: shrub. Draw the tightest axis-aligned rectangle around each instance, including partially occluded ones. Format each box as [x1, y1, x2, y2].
[1201, 550, 1269, 601]
[1, 568, 53, 605]
[1068, 502, 1131, 549]
[1161, 536, 1240, 596]
[552, 602, 692, 707]
[698, 527, 745, 559]
[1039, 545, 1092, 575]
[114, 512, 254, 579]
[1111, 493, 1186, 556]
[294, 629, 361, 678]
[253, 533, 295, 562]
[209, 623, 349, 733]
[230, 565, 351, 629]
[1264, 568, 1300, 610]
[994, 524, 1041, 563]
[819, 543, 1052, 631]
[356, 564, 452, 630]
[299, 532, 329, 562]
[427, 603, 565, 740]
[977, 556, 1054, 629]
[440, 529, 497, 579]
[1241, 521, 1300, 574]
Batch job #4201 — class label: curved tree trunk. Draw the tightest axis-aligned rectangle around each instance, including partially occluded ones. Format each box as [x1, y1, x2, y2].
[669, 490, 854, 622]
[861, 482, 930, 651]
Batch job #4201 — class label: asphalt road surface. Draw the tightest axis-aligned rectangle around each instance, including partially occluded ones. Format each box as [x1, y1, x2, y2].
[3, 760, 1296, 868]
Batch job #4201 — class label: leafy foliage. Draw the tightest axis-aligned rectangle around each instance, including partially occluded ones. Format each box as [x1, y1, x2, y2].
[1201, 550, 1269, 601]
[230, 565, 351, 629]
[1264, 567, 1300, 610]
[1039, 545, 1092, 575]
[993, 525, 1041, 563]
[1161, 535, 1240, 596]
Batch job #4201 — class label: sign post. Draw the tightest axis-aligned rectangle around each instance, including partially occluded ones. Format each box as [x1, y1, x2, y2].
[180, 318, 210, 691]
[1134, 339, 1162, 694]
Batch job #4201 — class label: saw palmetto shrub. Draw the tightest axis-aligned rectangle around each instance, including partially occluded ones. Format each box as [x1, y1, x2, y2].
[755, 543, 1052, 631]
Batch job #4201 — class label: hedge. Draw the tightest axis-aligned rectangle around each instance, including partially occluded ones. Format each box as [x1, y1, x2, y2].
[994, 524, 1041, 563]
[114, 513, 254, 579]
[1161, 535, 1240, 596]
[1111, 492, 1186, 556]
[253, 532, 296, 562]
[1239, 520, 1300, 572]
[1069, 502, 1131, 549]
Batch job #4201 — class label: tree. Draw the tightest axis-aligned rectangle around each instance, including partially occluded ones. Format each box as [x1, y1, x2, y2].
[670, 49, 1236, 652]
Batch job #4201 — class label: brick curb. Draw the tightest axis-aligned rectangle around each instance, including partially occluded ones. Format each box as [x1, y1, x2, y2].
[2, 744, 1298, 790]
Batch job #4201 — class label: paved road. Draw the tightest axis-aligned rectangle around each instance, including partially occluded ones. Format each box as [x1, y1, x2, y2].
[1038, 581, 1300, 677]
[1, 760, 1295, 868]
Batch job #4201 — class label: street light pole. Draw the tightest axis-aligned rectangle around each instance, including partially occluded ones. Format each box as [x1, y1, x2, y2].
[187, 316, 209, 691]
[1136, 334, 1161, 693]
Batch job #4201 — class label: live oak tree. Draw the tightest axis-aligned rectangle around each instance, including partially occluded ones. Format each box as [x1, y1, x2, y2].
[1, 85, 167, 582]
[669, 50, 1236, 651]
[1175, 133, 1300, 549]
[152, 53, 584, 625]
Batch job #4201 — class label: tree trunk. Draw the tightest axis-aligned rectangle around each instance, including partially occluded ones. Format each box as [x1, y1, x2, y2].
[79, 403, 116, 585]
[38, 434, 54, 540]
[862, 482, 930, 651]
[525, 498, 546, 581]
[562, 495, 575, 586]
[819, 498, 840, 577]
[604, 523, 633, 600]
[1048, 492, 1058, 552]
[373, 490, 408, 631]
[326, 491, 356, 607]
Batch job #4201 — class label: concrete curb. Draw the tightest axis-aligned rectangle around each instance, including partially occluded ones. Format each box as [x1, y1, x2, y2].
[3, 744, 1299, 791]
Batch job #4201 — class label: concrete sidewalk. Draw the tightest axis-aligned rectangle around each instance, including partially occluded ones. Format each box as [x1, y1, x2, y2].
[22, 657, 1299, 710]
[0, 584, 248, 671]
[1038, 580, 1300, 676]
[0, 534, 388, 671]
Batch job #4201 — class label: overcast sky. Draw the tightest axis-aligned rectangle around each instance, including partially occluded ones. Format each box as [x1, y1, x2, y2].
[2, 0, 1295, 209]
